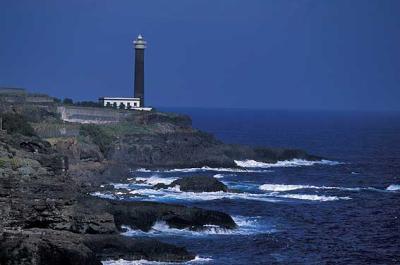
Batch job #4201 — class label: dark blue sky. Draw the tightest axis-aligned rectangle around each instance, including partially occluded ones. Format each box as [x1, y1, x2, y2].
[1, 0, 399, 111]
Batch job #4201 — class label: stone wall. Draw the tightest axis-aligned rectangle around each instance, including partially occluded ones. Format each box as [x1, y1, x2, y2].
[57, 106, 129, 124]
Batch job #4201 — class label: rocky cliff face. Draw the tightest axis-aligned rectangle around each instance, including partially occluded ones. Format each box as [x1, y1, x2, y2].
[0, 131, 235, 264]
[0, 92, 322, 264]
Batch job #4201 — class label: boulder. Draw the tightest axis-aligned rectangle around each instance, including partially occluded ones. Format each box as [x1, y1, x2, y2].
[102, 200, 237, 232]
[170, 175, 228, 192]
[0, 229, 195, 265]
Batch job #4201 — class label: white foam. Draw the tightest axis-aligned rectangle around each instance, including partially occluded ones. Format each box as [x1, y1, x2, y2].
[102, 255, 212, 265]
[260, 184, 313, 192]
[99, 180, 353, 203]
[135, 176, 177, 185]
[122, 222, 235, 236]
[386, 184, 400, 191]
[259, 183, 360, 192]
[112, 183, 131, 190]
[135, 167, 271, 173]
[126, 187, 280, 203]
[121, 216, 272, 237]
[273, 193, 351, 202]
[234, 159, 341, 168]
[213, 174, 225, 179]
[90, 192, 118, 200]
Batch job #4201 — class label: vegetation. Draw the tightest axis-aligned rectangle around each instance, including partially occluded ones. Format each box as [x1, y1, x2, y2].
[74, 101, 103, 108]
[0, 158, 6, 168]
[79, 124, 114, 154]
[63, 98, 74, 105]
[0, 113, 36, 136]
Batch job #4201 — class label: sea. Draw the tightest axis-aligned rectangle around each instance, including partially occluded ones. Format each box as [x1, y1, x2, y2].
[100, 108, 400, 265]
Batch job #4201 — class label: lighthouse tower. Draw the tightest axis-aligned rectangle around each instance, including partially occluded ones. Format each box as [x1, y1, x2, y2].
[99, 34, 151, 111]
[134, 34, 146, 107]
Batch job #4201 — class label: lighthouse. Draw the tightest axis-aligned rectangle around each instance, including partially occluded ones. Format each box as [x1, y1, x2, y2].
[134, 34, 146, 107]
[99, 34, 151, 111]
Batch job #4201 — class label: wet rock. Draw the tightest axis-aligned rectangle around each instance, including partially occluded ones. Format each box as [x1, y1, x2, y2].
[85, 233, 195, 263]
[170, 176, 228, 192]
[105, 200, 237, 231]
[153, 183, 169, 189]
[0, 229, 195, 265]
[0, 229, 100, 265]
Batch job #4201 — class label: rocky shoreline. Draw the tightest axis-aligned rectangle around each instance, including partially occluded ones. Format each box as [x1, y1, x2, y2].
[0, 93, 322, 264]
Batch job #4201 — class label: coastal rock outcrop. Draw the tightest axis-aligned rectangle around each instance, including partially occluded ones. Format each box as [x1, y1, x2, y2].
[0, 229, 195, 265]
[155, 176, 228, 193]
[0, 131, 233, 264]
[106, 200, 236, 231]
[0, 91, 325, 264]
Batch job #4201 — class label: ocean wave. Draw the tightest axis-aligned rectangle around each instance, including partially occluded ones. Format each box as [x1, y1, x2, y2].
[121, 216, 273, 237]
[386, 184, 400, 191]
[90, 191, 118, 200]
[126, 187, 281, 203]
[234, 159, 341, 168]
[135, 176, 178, 185]
[111, 183, 132, 190]
[135, 167, 271, 173]
[259, 183, 361, 192]
[102, 255, 212, 265]
[113, 184, 351, 202]
[213, 174, 225, 179]
[272, 193, 351, 202]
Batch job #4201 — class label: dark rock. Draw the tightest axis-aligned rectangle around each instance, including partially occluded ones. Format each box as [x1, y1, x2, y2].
[0, 93, 325, 264]
[170, 176, 228, 192]
[153, 183, 169, 189]
[0, 230, 101, 265]
[0, 132, 208, 264]
[84, 234, 195, 263]
[104, 200, 237, 232]
[37, 154, 69, 173]
[109, 130, 322, 170]
[0, 229, 195, 265]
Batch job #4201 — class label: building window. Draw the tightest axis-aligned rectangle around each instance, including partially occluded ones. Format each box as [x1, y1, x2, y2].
[112, 102, 117, 108]
[106, 102, 111, 107]
[119, 102, 126, 109]
[134, 102, 137, 107]
[127, 102, 131, 109]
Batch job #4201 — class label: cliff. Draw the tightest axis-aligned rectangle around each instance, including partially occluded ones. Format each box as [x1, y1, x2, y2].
[0, 89, 321, 264]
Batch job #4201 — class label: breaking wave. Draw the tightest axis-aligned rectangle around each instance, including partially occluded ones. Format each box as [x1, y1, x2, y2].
[121, 216, 273, 237]
[134, 176, 177, 186]
[90, 191, 118, 200]
[259, 183, 361, 192]
[94, 184, 350, 203]
[386, 184, 400, 191]
[135, 167, 271, 173]
[126, 187, 280, 203]
[273, 193, 351, 202]
[234, 159, 341, 168]
[102, 255, 212, 265]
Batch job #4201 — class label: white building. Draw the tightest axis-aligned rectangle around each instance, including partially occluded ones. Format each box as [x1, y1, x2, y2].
[99, 97, 141, 109]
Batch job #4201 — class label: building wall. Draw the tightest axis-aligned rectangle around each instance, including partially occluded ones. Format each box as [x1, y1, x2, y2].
[101, 99, 141, 109]
[57, 106, 129, 124]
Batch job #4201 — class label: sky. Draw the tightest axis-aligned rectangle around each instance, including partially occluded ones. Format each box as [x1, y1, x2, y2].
[0, 0, 399, 111]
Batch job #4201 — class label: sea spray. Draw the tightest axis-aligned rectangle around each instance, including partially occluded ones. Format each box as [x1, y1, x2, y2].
[102, 255, 212, 265]
[235, 159, 341, 168]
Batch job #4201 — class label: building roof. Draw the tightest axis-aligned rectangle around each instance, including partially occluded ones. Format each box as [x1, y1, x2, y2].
[99, 97, 140, 100]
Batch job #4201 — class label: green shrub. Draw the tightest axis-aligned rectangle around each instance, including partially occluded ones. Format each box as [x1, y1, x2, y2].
[1, 113, 36, 136]
[10, 157, 20, 170]
[0, 158, 7, 168]
[63, 98, 73, 105]
[79, 124, 114, 155]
